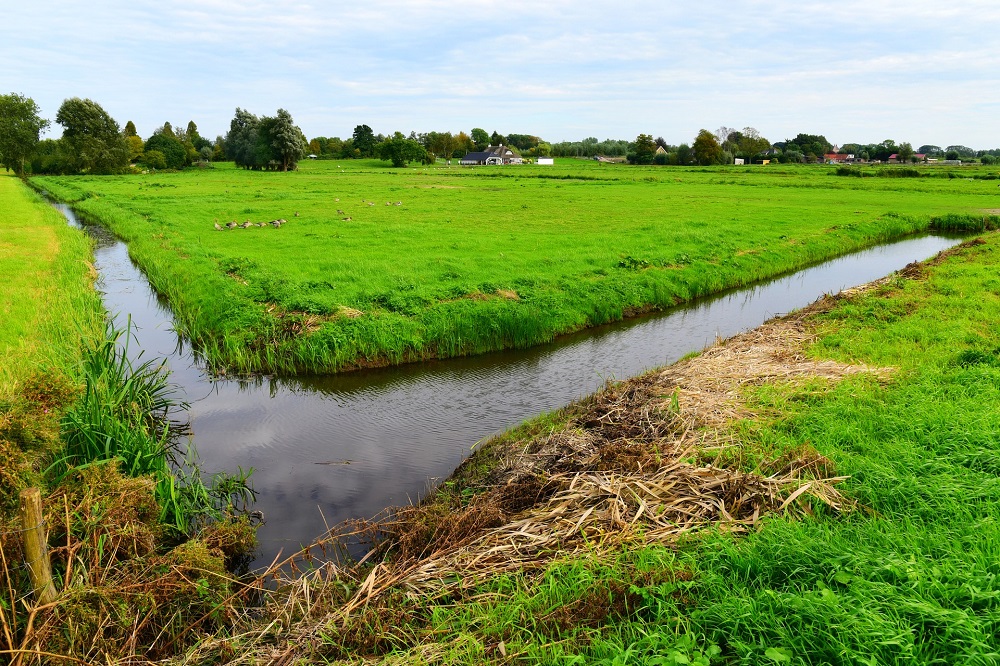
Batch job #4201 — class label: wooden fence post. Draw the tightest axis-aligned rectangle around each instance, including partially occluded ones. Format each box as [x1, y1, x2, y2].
[19, 488, 56, 605]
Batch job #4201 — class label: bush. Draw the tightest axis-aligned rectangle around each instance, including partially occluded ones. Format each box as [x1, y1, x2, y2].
[144, 133, 187, 169]
[876, 167, 921, 178]
[835, 166, 867, 177]
[141, 150, 167, 170]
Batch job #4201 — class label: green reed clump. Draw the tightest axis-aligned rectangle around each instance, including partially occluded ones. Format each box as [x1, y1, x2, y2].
[835, 165, 868, 177]
[876, 167, 923, 178]
[53, 319, 254, 536]
[930, 212, 1000, 232]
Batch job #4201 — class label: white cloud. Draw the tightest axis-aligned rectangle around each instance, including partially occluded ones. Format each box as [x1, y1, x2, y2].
[4, 0, 1000, 145]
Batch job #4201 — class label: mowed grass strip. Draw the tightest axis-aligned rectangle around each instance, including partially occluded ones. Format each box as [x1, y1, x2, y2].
[33, 161, 1000, 374]
[0, 174, 101, 394]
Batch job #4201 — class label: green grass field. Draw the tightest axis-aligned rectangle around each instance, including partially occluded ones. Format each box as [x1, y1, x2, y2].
[33, 161, 1000, 374]
[0, 174, 101, 394]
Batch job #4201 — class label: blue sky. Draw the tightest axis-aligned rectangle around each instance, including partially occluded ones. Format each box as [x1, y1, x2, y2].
[5, 1, 1000, 148]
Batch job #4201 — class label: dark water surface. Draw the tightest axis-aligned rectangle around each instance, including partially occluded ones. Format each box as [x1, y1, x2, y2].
[57, 204, 962, 565]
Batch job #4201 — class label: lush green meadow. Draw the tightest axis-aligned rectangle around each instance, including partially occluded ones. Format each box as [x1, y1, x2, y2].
[33, 161, 1000, 374]
[0, 174, 101, 394]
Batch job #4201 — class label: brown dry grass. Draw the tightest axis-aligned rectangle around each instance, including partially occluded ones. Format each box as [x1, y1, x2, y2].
[0, 465, 259, 666]
[178, 298, 893, 665]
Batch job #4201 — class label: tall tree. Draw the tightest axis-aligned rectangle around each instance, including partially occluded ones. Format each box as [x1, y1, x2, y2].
[455, 131, 474, 154]
[54, 97, 129, 174]
[186, 120, 210, 151]
[212, 135, 226, 162]
[263, 108, 307, 171]
[692, 129, 722, 165]
[629, 133, 657, 164]
[226, 108, 260, 168]
[471, 128, 489, 149]
[784, 133, 832, 161]
[715, 126, 737, 147]
[123, 120, 138, 137]
[376, 132, 428, 167]
[736, 127, 770, 161]
[352, 124, 376, 158]
[126, 134, 144, 161]
[897, 142, 915, 163]
[144, 132, 187, 169]
[0, 93, 50, 177]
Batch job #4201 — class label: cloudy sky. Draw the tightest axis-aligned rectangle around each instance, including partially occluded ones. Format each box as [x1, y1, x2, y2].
[5, 1, 1000, 148]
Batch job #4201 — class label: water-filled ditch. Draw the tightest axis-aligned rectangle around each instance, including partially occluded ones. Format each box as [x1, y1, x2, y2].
[56, 204, 963, 566]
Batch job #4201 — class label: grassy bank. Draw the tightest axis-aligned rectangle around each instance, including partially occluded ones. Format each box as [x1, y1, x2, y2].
[32, 161, 1000, 375]
[178, 231, 1000, 663]
[0, 174, 102, 393]
[0, 175, 257, 663]
[0, 171, 102, 511]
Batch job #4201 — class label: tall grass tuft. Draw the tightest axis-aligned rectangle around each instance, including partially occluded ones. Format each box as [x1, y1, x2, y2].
[53, 318, 254, 536]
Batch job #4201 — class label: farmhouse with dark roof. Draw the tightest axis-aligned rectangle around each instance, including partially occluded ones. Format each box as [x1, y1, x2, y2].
[460, 144, 523, 165]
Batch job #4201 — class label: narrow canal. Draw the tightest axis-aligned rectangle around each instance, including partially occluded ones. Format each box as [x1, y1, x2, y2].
[57, 204, 963, 565]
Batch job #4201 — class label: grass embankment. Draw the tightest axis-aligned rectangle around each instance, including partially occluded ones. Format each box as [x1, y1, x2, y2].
[0, 175, 256, 664]
[32, 161, 1000, 375]
[182, 232, 1000, 663]
[0, 174, 101, 393]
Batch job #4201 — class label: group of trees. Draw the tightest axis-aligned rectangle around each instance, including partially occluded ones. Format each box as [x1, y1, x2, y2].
[550, 137, 630, 158]
[0, 93, 49, 176]
[0, 95, 133, 176]
[139, 120, 219, 170]
[5, 90, 1000, 176]
[225, 108, 307, 171]
[305, 126, 552, 164]
[2, 92, 311, 176]
[626, 128, 765, 166]
[0, 93, 235, 175]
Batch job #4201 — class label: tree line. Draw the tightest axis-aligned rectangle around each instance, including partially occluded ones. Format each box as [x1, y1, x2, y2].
[0, 93, 312, 176]
[305, 126, 553, 165]
[3, 91, 1000, 176]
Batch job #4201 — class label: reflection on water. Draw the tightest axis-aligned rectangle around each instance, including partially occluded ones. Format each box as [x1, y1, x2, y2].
[56, 205, 962, 566]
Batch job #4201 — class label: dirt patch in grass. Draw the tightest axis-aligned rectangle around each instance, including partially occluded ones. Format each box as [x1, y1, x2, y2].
[337, 305, 365, 319]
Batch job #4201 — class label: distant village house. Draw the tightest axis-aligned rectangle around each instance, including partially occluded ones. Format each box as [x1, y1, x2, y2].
[888, 153, 927, 163]
[460, 144, 524, 165]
